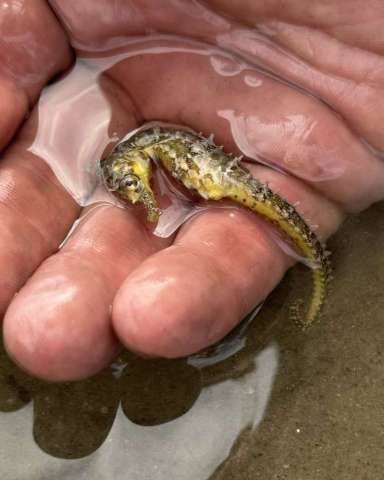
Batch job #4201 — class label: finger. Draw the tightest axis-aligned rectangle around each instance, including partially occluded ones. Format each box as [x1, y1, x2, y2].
[217, 17, 384, 151]
[0, 78, 28, 151]
[0, 145, 79, 317]
[0, 68, 135, 317]
[3, 205, 170, 381]
[0, 0, 71, 149]
[205, 0, 384, 53]
[207, 0, 384, 150]
[105, 41, 384, 211]
[112, 165, 343, 357]
[1, 68, 142, 380]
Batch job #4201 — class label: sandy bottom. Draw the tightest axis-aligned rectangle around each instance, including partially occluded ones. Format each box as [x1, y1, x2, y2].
[214, 201, 384, 479]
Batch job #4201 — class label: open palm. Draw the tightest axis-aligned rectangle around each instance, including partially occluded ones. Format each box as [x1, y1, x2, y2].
[1, 0, 384, 380]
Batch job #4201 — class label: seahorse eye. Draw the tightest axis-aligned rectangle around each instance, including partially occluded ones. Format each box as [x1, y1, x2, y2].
[120, 174, 141, 191]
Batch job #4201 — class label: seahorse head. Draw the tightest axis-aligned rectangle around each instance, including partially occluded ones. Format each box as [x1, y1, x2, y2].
[101, 144, 161, 222]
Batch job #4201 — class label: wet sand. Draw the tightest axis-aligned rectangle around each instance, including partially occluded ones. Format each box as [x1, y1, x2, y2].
[214, 201, 384, 479]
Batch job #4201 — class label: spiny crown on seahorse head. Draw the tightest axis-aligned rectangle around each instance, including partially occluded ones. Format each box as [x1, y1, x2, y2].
[101, 124, 331, 327]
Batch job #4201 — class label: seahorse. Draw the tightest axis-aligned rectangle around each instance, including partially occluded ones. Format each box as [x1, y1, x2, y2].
[101, 125, 330, 326]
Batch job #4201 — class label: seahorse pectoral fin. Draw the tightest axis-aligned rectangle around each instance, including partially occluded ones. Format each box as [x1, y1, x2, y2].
[200, 175, 227, 201]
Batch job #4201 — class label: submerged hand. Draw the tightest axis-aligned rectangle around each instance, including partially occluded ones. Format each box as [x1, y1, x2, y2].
[1, 0, 384, 380]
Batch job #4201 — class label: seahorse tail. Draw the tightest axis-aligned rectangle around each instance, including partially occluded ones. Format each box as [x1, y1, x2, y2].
[289, 255, 331, 328]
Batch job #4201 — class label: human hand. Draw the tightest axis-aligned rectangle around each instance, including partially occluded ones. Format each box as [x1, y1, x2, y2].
[1, 0, 384, 380]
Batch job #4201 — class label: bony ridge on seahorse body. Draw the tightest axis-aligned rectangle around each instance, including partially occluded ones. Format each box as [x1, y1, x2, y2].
[101, 125, 331, 327]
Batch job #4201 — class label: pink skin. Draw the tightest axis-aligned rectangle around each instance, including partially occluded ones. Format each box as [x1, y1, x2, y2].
[0, 0, 71, 145]
[50, 0, 384, 149]
[1, 0, 384, 380]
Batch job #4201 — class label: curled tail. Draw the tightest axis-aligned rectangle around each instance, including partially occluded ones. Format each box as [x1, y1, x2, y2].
[289, 242, 332, 327]
[227, 175, 331, 326]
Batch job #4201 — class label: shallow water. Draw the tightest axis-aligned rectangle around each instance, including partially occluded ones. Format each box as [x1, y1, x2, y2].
[1, 0, 384, 478]
[1, 202, 383, 479]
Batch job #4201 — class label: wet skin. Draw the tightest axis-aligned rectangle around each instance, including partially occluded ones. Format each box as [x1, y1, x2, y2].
[1, 0, 384, 380]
